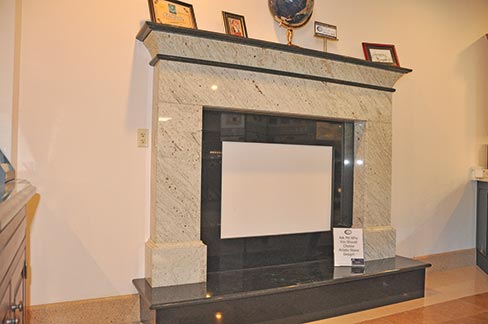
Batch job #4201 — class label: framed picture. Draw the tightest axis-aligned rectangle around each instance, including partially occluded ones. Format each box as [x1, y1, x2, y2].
[362, 43, 400, 66]
[148, 0, 197, 29]
[314, 21, 338, 40]
[222, 11, 248, 38]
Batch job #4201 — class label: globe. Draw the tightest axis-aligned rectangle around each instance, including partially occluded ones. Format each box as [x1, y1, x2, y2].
[268, 0, 314, 28]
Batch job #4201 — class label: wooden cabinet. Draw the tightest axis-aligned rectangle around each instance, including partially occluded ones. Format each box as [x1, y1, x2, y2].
[477, 181, 488, 274]
[0, 207, 26, 324]
[0, 180, 35, 324]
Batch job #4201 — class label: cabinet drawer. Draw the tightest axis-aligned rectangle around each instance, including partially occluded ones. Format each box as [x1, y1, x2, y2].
[11, 250, 24, 298]
[13, 281, 24, 324]
[0, 208, 25, 248]
[0, 282, 11, 324]
[0, 220, 26, 286]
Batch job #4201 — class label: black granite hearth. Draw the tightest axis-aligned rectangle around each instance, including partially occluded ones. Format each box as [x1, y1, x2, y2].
[134, 256, 430, 324]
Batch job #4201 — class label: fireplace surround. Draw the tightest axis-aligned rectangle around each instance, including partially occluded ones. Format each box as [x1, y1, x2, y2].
[133, 22, 432, 323]
[137, 22, 413, 288]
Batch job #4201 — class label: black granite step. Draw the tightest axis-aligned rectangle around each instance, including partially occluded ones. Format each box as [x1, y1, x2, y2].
[133, 256, 430, 324]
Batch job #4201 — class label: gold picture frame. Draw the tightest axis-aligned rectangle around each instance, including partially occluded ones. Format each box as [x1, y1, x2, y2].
[222, 11, 248, 38]
[148, 0, 197, 29]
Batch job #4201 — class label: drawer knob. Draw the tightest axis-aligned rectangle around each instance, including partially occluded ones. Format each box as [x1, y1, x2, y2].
[11, 303, 23, 312]
[5, 319, 19, 324]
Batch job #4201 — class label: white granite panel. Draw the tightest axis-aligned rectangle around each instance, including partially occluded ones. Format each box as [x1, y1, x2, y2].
[363, 226, 396, 260]
[142, 30, 408, 286]
[144, 32, 403, 89]
[363, 122, 393, 227]
[145, 240, 207, 287]
[352, 121, 366, 228]
[155, 61, 393, 123]
[153, 103, 203, 243]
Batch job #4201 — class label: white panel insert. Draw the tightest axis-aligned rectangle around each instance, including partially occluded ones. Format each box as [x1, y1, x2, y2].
[221, 141, 333, 239]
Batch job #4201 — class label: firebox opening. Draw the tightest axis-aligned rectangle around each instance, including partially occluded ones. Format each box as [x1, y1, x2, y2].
[201, 108, 354, 272]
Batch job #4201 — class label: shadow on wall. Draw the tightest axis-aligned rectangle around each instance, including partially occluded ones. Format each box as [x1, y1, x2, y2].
[125, 21, 153, 263]
[125, 21, 153, 131]
[396, 182, 476, 257]
[26, 193, 40, 307]
[456, 35, 488, 167]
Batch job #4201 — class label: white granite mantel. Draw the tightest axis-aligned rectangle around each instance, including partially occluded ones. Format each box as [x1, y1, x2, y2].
[137, 22, 411, 288]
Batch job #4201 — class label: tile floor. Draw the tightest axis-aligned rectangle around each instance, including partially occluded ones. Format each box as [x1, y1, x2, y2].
[310, 266, 488, 323]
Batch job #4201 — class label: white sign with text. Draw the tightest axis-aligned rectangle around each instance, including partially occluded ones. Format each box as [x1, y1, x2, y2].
[333, 228, 364, 266]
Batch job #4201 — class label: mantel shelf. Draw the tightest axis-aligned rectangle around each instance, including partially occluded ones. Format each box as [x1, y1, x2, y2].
[136, 22, 413, 75]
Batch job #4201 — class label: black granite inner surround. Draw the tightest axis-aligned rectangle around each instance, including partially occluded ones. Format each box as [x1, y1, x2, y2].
[201, 109, 354, 272]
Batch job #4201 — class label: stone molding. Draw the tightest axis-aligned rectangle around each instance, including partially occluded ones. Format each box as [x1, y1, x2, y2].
[140, 25, 409, 287]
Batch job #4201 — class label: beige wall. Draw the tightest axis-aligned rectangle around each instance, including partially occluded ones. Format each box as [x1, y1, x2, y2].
[16, 0, 488, 305]
[0, 0, 21, 162]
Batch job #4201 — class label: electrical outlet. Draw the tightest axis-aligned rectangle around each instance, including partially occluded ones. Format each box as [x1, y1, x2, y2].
[137, 129, 149, 148]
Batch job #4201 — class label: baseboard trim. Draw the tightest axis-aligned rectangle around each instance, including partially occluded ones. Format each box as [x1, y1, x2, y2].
[26, 294, 139, 324]
[414, 248, 476, 272]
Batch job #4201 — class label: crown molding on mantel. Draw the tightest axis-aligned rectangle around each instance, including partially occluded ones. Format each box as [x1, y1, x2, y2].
[137, 22, 412, 95]
[137, 22, 412, 75]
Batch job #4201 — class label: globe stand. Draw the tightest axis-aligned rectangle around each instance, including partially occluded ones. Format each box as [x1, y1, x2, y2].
[286, 28, 294, 46]
[270, 0, 314, 47]
[322, 39, 328, 52]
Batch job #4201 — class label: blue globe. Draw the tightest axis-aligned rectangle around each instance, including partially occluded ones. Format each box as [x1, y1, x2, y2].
[268, 0, 314, 28]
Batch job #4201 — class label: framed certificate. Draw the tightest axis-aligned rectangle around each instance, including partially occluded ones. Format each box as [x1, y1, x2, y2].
[362, 43, 400, 66]
[148, 0, 197, 29]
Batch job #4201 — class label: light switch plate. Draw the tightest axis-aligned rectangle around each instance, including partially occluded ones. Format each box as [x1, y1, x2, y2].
[137, 129, 149, 148]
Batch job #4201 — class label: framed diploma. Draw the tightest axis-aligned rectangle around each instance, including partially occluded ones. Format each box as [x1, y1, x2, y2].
[148, 0, 197, 29]
[362, 43, 400, 66]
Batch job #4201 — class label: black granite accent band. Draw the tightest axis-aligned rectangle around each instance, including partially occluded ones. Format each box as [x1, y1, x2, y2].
[151, 54, 397, 93]
[137, 22, 413, 75]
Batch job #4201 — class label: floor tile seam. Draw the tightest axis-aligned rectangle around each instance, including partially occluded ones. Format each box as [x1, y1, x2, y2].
[357, 295, 488, 324]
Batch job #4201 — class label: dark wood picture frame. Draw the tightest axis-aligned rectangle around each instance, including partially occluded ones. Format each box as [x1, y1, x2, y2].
[148, 0, 197, 29]
[362, 43, 400, 66]
[222, 11, 248, 38]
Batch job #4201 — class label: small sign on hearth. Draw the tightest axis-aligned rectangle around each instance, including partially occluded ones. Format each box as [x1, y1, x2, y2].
[333, 228, 364, 267]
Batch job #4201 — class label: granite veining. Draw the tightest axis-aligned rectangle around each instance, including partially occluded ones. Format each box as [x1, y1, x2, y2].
[144, 31, 403, 89]
[363, 226, 397, 260]
[153, 103, 202, 243]
[353, 121, 366, 229]
[145, 240, 206, 287]
[156, 61, 393, 123]
[141, 26, 408, 287]
[362, 121, 393, 228]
